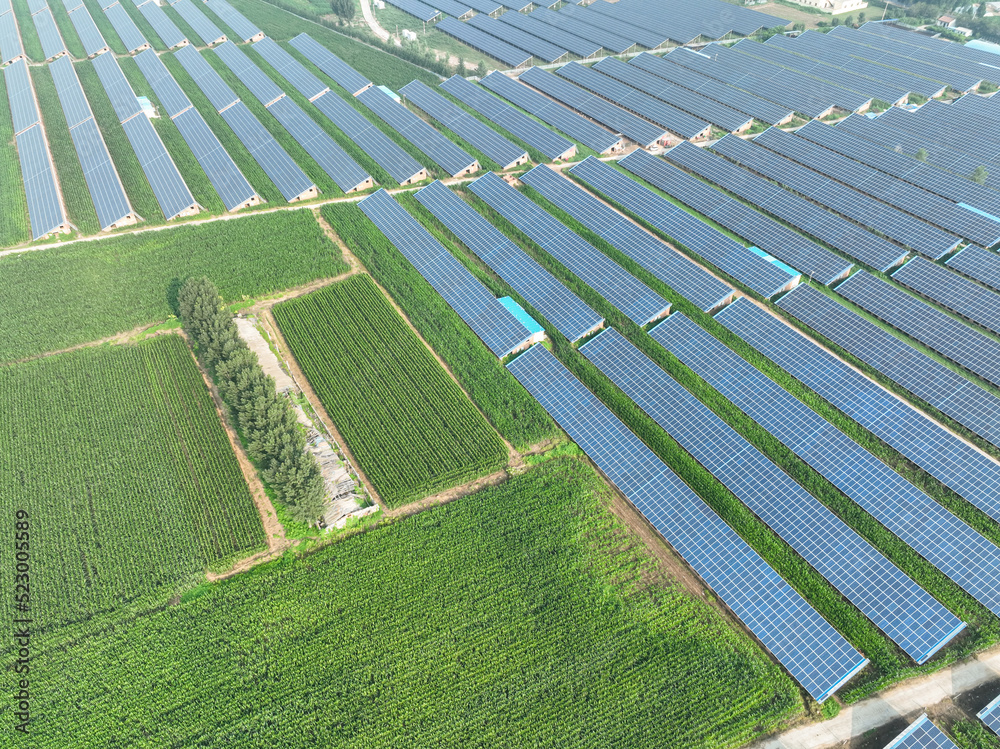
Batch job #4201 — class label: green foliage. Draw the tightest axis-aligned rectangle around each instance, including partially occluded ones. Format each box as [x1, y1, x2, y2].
[971, 165, 990, 185]
[329, 0, 354, 20]
[49, 1, 86, 59]
[10, 0, 42, 62]
[0, 209, 346, 364]
[0, 337, 265, 633]
[275, 275, 508, 506]
[917, 147, 930, 161]
[83, 0, 127, 54]
[6, 459, 801, 746]
[952, 719, 1000, 748]
[821, 698, 842, 720]
[0, 71, 30, 247]
[320, 202, 556, 450]
[911, 92, 930, 105]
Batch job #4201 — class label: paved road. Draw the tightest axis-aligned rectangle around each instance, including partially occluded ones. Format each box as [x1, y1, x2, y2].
[359, 0, 391, 43]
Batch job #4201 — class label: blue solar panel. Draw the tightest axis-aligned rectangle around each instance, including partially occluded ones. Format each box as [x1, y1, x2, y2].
[92, 51, 144, 124]
[947, 246, 1000, 295]
[288, 33, 371, 97]
[506, 343, 867, 702]
[436, 17, 531, 69]
[134, 47, 190, 119]
[465, 13, 566, 64]
[383, 0, 439, 23]
[357, 85, 476, 177]
[664, 140, 907, 273]
[172, 107, 257, 211]
[469, 172, 670, 325]
[171, 0, 224, 46]
[712, 132, 960, 261]
[496, 9, 601, 59]
[777, 282, 1000, 452]
[415, 180, 603, 342]
[137, 0, 186, 49]
[440, 75, 574, 161]
[203, 0, 260, 42]
[399, 80, 526, 169]
[16, 124, 65, 240]
[520, 164, 732, 312]
[529, 6, 635, 55]
[621, 149, 852, 285]
[358, 188, 531, 357]
[173, 44, 237, 113]
[978, 692, 1000, 737]
[479, 71, 621, 154]
[32, 7, 66, 60]
[213, 40, 284, 107]
[875, 103, 1000, 170]
[121, 114, 196, 220]
[651, 309, 1000, 621]
[5, 59, 37, 136]
[884, 714, 958, 749]
[67, 5, 108, 57]
[717, 297, 1000, 536]
[582, 327, 963, 664]
[559, 1, 667, 50]
[252, 37, 327, 101]
[893, 256, 1000, 338]
[104, 1, 149, 54]
[0, 11, 23, 65]
[568, 156, 796, 299]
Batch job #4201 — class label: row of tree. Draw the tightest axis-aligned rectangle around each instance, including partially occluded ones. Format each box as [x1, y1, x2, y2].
[179, 278, 327, 525]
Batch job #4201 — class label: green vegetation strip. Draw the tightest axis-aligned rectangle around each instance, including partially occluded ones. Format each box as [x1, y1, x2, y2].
[0, 209, 346, 364]
[0, 72, 30, 248]
[0, 336, 266, 633]
[275, 274, 508, 506]
[5, 459, 801, 746]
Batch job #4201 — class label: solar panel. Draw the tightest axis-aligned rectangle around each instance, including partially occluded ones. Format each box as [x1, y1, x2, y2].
[622, 149, 852, 285]
[288, 33, 371, 97]
[27, 0, 47, 15]
[519, 66, 668, 148]
[415, 180, 603, 341]
[104, 2, 149, 54]
[358, 188, 532, 357]
[463, 0, 500, 13]
[665, 140, 906, 273]
[32, 7, 66, 60]
[0, 11, 23, 65]
[16, 124, 65, 240]
[435, 17, 531, 69]
[202, 0, 260, 42]
[528, 6, 635, 55]
[559, 1, 667, 50]
[506, 343, 867, 702]
[430, 0, 471, 19]
[49, 53, 92, 129]
[883, 714, 958, 749]
[651, 309, 1000, 621]
[5, 59, 37, 136]
[312, 91, 423, 185]
[219, 101, 315, 202]
[876, 107, 1000, 181]
[496, 9, 601, 59]
[717, 296, 1000, 537]
[711, 133, 959, 261]
[499, 0, 530, 11]
[439, 75, 574, 161]
[569, 156, 796, 299]
[266, 95, 371, 193]
[978, 693, 1000, 737]
[465, 13, 566, 64]
[120, 114, 195, 219]
[947, 246, 1000, 295]
[173, 43, 237, 113]
[137, 0, 186, 49]
[837, 270, 1000, 388]
[213, 40, 284, 107]
[357, 85, 477, 177]
[134, 48, 190, 119]
[777, 283, 1000, 450]
[252, 37, 327, 101]
[890, 101, 1000, 166]
[583, 326, 963, 664]
[69, 117, 134, 229]
[520, 164, 733, 311]
[172, 107, 256, 211]
[893, 256, 1000, 338]
[382, 0, 440, 23]
[171, 0, 224, 45]
[468, 172, 670, 325]
[399, 80, 526, 169]
[479, 71, 621, 154]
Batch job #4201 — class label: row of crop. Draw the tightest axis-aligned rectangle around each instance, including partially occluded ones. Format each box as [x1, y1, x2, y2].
[83, 0, 127, 55]
[10, 0, 42, 63]
[320, 202, 556, 451]
[274, 274, 508, 506]
[48, 0, 86, 59]
[0, 71, 30, 248]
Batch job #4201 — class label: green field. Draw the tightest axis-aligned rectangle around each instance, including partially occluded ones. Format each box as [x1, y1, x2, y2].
[0, 72, 31, 247]
[0, 336, 265, 633]
[0, 209, 346, 364]
[2, 459, 801, 747]
[320, 202, 556, 450]
[275, 275, 508, 505]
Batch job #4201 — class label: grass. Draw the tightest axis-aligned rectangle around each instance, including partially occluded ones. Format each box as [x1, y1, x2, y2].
[10, 0, 42, 62]
[84, 0, 128, 55]
[49, 0, 87, 59]
[0, 72, 31, 248]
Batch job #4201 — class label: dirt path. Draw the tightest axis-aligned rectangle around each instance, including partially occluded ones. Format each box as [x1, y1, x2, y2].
[358, 0, 391, 42]
[384, 469, 510, 520]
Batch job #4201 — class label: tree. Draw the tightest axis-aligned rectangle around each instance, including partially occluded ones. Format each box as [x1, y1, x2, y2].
[330, 0, 355, 22]
[971, 165, 989, 185]
[456, 56, 465, 72]
[792, 22, 805, 32]
[476, 60, 487, 78]
[845, 15, 854, 27]
[858, 11, 866, 24]
[916, 147, 929, 162]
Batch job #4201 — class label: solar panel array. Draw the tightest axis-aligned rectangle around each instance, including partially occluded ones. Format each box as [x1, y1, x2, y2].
[582, 0, 787, 43]
[67, 4, 108, 57]
[582, 326, 963, 665]
[884, 714, 958, 749]
[6, 59, 37, 136]
[358, 85, 477, 177]
[977, 693, 1000, 737]
[622, 149, 851, 285]
[948, 246, 1000, 295]
[877, 106, 1000, 175]
[465, 13, 567, 64]
[711, 133, 959, 261]
[496, 9, 602, 60]
[651, 309, 1000, 621]
[440, 75, 574, 161]
[559, 1, 666, 50]
[289, 34, 371, 97]
[0, 8, 23, 65]
[203, 0, 261, 42]
[414, 179, 603, 342]
[530, 6, 635, 55]
[435, 18, 531, 69]
[836, 270, 1000, 389]
[253, 37, 327, 101]
[171, 0, 224, 46]
[134, 47, 189, 117]
[383, 0, 440, 23]
[665, 141, 906, 273]
[519, 65, 667, 148]
[32, 5, 67, 61]
[893, 256, 1000, 338]
[399, 80, 526, 169]
[174, 43, 237, 112]
[49, 54, 133, 230]
[520, 164, 733, 312]
[469, 172, 670, 325]
[754, 127, 1000, 249]
[358, 188, 531, 357]
[136, 0, 186, 49]
[104, 2, 149, 54]
[92, 50, 144, 123]
[569, 156, 796, 299]
[777, 283, 1000, 450]
[213, 40, 283, 106]
[479, 70, 621, 154]
[429, 0, 471, 19]
[120, 114, 197, 220]
[506, 343, 867, 703]
[716, 297, 1000, 534]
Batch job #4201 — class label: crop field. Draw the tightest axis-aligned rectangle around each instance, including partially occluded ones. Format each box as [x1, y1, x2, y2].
[10, 0, 42, 63]
[0, 73, 30, 247]
[0, 209, 346, 364]
[0, 336, 265, 632]
[275, 274, 508, 505]
[320, 202, 556, 450]
[1, 459, 801, 746]
[49, 1, 87, 60]
[83, 0, 128, 55]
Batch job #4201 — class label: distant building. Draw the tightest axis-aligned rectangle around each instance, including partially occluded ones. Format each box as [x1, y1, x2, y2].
[784, 0, 866, 12]
[137, 96, 157, 119]
[498, 297, 546, 347]
[937, 14, 957, 27]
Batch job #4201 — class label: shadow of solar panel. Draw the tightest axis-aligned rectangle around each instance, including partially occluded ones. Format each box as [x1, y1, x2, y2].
[203, 0, 259, 41]
[172, 107, 255, 211]
[777, 282, 1000, 451]
[717, 296, 1000, 537]
[121, 114, 195, 219]
[104, 1, 148, 53]
[651, 307, 1000, 620]
[253, 37, 327, 101]
[17, 124, 65, 240]
[569, 156, 795, 298]
[172, 0, 223, 45]
[68, 5, 108, 56]
[173, 44, 236, 113]
[415, 180, 602, 341]
[135, 48, 190, 119]
[893, 255, 1000, 337]
[469, 172, 670, 325]
[358, 188, 531, 356]
[506, 343, 867, 702]
[288, 33, 370, 97]
[884, 714, 958, 749]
